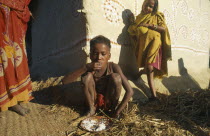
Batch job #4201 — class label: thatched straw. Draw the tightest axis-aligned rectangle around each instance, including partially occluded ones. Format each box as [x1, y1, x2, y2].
[72, 90, 210, 136]
[32, 78, 210, 136]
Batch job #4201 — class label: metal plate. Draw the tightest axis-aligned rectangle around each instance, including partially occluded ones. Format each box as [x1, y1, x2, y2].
[80, 116, 112, 132]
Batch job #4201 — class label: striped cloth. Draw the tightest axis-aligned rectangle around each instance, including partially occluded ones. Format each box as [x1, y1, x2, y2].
[0, 0, 33, 111]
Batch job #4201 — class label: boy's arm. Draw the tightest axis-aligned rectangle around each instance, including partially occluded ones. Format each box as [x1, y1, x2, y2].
[62, 65, 88, 85]
[112, 63, 134, 117]
[62, 62, 102, 85]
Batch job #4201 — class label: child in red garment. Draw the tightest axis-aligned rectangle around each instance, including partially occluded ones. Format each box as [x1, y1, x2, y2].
[62, 35, 134, 118]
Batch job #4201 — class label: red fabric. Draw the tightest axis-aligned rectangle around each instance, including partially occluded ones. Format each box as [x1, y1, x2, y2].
[0, 0, 31, 22]
[95, 93, 106, 110]
[0, 1, 32, 108]
[150, 47, 162, 70]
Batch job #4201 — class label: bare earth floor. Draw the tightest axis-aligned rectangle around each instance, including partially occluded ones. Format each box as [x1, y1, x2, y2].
[0, 102, 81, 136]
[0, 77, 209, 136]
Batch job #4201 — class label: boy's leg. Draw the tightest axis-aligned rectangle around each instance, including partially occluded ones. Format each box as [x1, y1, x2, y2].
[82, 72, 96, 116]
[105, 73, 122, 112]
[146, 65, 157, 98]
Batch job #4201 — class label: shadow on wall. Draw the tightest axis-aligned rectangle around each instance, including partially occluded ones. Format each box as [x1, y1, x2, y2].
[117, 9, 138, 78]
[26, 0, 39, 67]
[209, 54, 210, 89]
[26, 20, 32, 67]
[162, 58, 201, 91]
[131, 58, 202, 103]
[27, 0, 87, 81]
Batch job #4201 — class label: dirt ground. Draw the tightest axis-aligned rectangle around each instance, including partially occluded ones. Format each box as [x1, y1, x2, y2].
[0, 77, 209, 136]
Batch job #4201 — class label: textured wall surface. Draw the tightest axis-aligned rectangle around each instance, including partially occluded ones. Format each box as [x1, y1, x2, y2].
[30, 0, 87, 80]
[84, 0, 210, 90]
[29, 0, 210, 90]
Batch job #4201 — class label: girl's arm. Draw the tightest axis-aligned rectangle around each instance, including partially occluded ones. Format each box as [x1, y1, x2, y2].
[138, 23, 165, 33]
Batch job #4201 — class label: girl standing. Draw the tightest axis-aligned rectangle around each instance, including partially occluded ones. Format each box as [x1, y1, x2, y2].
[128, 0, 171, 100]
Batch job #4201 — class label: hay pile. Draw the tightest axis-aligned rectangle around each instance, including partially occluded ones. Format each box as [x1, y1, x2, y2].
[32, 76, 63, 91]
[70, 90, 210, 136]
[160, 90, 210, 126]
[32, 78, 209, 136]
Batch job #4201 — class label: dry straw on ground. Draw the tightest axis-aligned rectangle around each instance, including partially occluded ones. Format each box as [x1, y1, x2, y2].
[75, 89, 209, 136]
[32, 78, 210, 136]
[64, 90, 210, 136]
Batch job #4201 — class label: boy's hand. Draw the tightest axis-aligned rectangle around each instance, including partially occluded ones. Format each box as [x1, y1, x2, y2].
[86, 62, 102, 71]
[93, 62, 102, 71]
[111, 110, 120, 119]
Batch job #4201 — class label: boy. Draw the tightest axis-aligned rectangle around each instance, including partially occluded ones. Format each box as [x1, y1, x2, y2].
[62, 35, 134, 118]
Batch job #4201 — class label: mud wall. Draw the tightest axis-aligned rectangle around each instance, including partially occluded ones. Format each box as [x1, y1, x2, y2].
[83, 0, 210, 90]
[29, 0, 210, 90]
[30, 0, 87, 80]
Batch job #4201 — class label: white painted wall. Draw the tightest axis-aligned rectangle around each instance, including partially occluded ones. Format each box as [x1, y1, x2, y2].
[30, 0, 210, 90]
[83, 0, 210, 90]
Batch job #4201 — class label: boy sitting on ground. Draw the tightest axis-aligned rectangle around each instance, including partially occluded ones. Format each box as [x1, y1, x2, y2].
[62, 35, 134, 118]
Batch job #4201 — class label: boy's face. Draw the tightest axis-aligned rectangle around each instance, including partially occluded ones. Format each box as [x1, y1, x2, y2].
[90, 43, 111, 68]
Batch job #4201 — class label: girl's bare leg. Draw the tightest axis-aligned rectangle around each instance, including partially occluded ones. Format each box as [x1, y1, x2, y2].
[146, 65, 157, 98]
[82, 73, 96, 116]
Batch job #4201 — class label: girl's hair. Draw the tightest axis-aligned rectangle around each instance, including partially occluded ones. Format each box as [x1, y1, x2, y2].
[90, 35, 111, 50]
[152, 0, 159, 14]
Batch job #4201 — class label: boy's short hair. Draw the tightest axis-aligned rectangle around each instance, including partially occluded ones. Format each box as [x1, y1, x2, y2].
[90, 35, 111, 50]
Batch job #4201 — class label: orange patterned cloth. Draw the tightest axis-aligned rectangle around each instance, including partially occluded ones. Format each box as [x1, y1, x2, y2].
[0, 0, 33, 111]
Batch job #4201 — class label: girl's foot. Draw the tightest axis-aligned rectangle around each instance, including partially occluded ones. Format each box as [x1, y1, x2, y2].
[148, 97, 160, 104]
[9, 104, 30, 116]
[148, 97, 158, 101]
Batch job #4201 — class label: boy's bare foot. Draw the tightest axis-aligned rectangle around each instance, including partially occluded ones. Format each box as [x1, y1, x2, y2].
[9, 104, 30, 116]
[85, 107, 96, 117]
